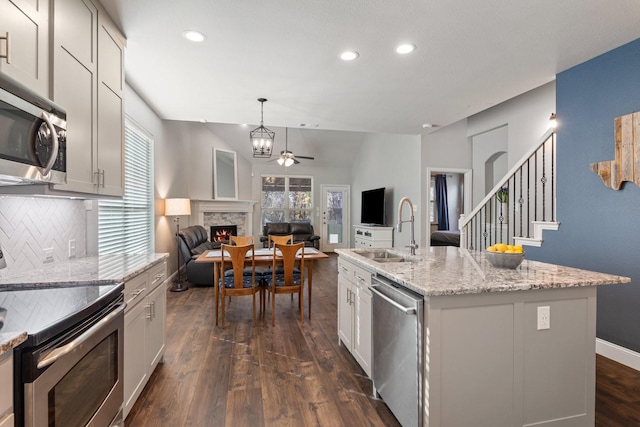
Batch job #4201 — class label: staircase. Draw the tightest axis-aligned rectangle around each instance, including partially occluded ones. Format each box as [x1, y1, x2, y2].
[459, 129, 559, 250]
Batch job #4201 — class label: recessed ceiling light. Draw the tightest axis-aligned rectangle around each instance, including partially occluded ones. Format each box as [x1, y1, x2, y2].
[183, 30, 206, 42]
[422, 123, 433, 128]
[340, 50, 359, 61]
[396, 43, 416, 54]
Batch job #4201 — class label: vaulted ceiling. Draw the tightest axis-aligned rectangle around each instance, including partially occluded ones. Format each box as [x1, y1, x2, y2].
[101, 0, 640, 165]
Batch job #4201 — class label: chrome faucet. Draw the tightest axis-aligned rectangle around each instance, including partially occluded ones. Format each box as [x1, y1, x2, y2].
[396, 197, 418, 255]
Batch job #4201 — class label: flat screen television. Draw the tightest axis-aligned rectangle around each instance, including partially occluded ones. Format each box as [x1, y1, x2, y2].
[360, 187, 386, 226]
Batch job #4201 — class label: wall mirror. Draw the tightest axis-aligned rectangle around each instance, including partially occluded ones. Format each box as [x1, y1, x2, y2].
[213, 148, 238, 200]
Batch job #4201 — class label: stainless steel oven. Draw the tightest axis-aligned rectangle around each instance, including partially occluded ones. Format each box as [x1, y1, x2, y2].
[0, 73, 66, 186]
[0, 283, 124, 427]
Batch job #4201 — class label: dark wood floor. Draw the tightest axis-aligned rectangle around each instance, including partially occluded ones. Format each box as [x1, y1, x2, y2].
[125, 254, 400, 426]
[126, 253, 640, 426]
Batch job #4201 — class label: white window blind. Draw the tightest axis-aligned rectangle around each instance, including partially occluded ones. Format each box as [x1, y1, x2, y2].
[98, 118, 153, 254]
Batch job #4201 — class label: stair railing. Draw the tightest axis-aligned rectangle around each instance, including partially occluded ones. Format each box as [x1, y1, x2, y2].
[459, 129, 556, 250]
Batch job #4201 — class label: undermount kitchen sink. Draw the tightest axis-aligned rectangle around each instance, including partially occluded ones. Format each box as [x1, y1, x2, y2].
[357, 250, 408, 263]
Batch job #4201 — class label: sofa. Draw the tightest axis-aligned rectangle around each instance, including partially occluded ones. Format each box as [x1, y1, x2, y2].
[259, 222, 320, 249]
[177, 225, 221, 286]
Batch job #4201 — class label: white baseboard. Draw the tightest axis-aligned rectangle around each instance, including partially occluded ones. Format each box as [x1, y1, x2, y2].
[596, 338, 640, 371]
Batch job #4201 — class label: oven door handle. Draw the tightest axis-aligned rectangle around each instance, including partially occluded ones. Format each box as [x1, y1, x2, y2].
[37, 303, 124, 369]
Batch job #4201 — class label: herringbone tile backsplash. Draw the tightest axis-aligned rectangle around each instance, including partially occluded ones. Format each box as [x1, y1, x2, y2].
[0, 196, 86, 274]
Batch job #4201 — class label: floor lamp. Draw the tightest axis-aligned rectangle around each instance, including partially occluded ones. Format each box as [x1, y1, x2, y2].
[165, 198, 191, 292]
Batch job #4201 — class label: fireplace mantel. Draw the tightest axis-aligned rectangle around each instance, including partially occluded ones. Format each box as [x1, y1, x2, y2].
[193, 199, 256, 214]
[192, 199, 257, 236]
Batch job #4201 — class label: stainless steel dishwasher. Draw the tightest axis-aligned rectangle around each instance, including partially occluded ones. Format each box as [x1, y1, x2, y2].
[371, 274, 424, 427]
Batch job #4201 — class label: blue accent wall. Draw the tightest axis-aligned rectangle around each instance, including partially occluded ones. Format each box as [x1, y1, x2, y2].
[525, 38, 640, 351]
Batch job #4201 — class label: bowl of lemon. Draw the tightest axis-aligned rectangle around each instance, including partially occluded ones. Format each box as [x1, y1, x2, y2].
[485, 244, 524, 269]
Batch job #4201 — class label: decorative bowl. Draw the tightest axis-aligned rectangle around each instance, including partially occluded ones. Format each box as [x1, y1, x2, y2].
[485, 251, 524, 269]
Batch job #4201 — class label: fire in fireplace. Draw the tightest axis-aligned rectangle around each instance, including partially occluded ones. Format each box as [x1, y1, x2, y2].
[210, 225, 238, 242]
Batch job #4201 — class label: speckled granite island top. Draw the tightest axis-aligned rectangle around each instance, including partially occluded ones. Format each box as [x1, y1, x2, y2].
[335, 246, 631, 296]
[0, 253, 169, 289]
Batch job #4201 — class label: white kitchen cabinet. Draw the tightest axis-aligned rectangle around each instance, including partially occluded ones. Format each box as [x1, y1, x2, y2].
[0, 0, 50, 97]
[337, 257, 372, 377]
[123, 260, 167, 419]
[52, 0, 124, 196]
[124, 296, 147, 417]
[0, 353, 13, 427]
[354, 225, 393, 248]
[337, 275, 354, 350]
[146, 266, 167, 371]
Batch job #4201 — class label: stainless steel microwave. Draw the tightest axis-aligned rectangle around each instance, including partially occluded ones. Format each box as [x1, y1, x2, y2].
[0, 73, 66, 186]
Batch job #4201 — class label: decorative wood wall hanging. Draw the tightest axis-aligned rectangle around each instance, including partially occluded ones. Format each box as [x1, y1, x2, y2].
[590, 111, 640, 190]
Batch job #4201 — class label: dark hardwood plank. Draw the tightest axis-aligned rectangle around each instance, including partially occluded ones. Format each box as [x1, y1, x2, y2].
[595, 354, 640, 426]
[125, 253, 640, 426]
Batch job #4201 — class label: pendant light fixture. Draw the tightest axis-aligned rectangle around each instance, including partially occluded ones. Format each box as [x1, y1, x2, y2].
[250, 98, 275, 158]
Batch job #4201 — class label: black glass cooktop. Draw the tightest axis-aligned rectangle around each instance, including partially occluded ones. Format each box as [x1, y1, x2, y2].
[0, 282, 123, 347]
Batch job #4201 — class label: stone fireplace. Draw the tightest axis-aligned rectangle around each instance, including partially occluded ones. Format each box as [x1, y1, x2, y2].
[191, 200, 257, 240]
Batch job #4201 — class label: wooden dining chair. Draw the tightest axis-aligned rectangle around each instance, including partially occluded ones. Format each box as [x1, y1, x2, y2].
[265, 234, 298, 302]
[264, 242, 305, 326]
[267, 234, 293, 248]
[229, 235, 255, 246]
[218, 243, 261, 327]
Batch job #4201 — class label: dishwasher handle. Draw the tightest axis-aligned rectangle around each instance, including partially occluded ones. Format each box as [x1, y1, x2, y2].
[370, 285, 416, 315]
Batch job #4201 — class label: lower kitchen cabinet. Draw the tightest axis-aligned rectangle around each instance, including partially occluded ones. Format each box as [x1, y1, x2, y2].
[123, 260, 167, 419]
[0, 353, 13, 427]
[337, 257, 372, 377]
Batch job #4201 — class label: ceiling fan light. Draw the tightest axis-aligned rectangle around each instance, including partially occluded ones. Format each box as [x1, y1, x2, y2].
[284, 157, 294, 167]
[277, 157, 285, 165]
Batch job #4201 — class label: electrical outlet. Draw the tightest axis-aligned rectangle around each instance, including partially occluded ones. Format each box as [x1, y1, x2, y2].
[68, 239, 76, 258]
[537, 306, 550, 330]
[43, 248, 54, 264]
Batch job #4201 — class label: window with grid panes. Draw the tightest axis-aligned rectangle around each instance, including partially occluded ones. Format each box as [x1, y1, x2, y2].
[261, 175, 313, 227]
[98, 118, 153, 254]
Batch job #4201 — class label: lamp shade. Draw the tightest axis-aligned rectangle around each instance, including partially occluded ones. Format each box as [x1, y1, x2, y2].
[165, 198, 191, 216]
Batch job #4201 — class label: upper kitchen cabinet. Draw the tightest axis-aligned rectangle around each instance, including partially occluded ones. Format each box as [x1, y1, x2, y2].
[51, 0, 125, 197]
[0, 0, 50, 97]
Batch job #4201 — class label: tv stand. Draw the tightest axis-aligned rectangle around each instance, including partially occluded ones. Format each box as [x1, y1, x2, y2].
[354, 225, 393, 248]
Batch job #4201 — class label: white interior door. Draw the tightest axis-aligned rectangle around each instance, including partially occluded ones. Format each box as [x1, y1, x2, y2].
[321, 185, 350, 252]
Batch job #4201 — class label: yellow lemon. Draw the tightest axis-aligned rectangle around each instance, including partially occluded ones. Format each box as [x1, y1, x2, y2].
[495, 243, 508, 252]
[486, 246, 495, 252]
[514, 245, 523, 253]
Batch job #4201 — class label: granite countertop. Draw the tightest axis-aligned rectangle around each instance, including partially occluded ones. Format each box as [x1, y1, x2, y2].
[335, 246, 631, 296]
[0, 332, 27, 355]
[0, 253, 169, 289]
[0, 253, 169, 355]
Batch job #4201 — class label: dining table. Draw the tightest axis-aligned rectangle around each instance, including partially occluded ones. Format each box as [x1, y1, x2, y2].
[195, 246, 329, 325]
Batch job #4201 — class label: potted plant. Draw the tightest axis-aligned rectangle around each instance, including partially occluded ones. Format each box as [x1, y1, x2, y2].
[496, 186, 508, 204]
[496, 186, 508, 223]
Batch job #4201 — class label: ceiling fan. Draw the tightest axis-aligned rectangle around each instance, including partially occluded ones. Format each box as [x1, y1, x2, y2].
[276, 128, 315, 167]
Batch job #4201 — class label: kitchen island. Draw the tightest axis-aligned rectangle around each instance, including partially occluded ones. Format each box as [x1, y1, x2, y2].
[336, 246, 631, 427]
